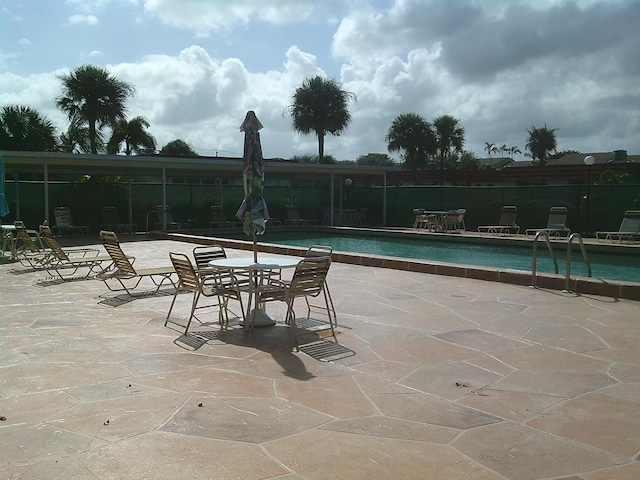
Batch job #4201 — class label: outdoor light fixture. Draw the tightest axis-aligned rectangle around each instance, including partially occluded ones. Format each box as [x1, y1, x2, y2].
[584, 155, 595, 167]
[344, 178, 352, 186]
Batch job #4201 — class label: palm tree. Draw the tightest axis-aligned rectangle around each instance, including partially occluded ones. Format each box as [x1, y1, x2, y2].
[526, 124, 557, 165]
[286, 75, 356, 161]
[386, 113, 436, 185]
[433, 115, 465, 185]
[0, 105, 57, 151]
[484, 142, 497, 159]
[107, 116, 156, 155]
[59, 118, 97, 153]
[56, 65, 135, 154]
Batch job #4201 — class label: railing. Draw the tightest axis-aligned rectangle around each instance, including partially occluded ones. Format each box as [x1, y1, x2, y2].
[532, 230, 558, 288]
[565, 233, 592, 292]
[532, 230, 592, 291]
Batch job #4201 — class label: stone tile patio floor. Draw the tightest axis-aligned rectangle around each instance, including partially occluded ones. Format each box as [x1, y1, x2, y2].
[1, 238, 640, 479]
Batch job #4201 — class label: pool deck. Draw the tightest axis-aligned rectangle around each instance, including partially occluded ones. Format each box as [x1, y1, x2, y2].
[2, 234, 640, 479]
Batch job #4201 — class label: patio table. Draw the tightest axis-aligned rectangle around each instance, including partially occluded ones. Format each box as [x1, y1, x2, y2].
[1, 224, 16, 260]
[208, 256, 300, 327]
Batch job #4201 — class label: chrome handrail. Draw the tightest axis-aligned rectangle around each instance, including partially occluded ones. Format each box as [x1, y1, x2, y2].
[532, 230, 558, 288]
[565, 233, 592, 291]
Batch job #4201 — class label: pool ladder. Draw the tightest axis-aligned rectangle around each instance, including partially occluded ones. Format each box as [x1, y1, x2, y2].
[532, 231, 592, 291]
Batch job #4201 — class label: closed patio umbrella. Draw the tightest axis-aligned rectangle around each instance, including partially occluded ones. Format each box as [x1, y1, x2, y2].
[0, 154, 9, 218]
[235, 111, 269, 262]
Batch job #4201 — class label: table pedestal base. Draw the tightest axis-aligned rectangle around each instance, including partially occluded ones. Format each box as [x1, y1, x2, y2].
[241, 309, 276, 328]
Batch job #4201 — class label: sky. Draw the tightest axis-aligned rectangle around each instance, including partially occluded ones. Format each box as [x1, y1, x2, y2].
[1, 0, 639, 162]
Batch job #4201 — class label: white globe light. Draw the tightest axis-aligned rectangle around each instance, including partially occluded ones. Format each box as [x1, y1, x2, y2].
[584, 155, 595, 166]
[344, 178, 352, 186]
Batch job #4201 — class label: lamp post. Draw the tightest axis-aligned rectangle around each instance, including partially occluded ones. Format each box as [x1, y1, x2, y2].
[584, 155, 595, 236]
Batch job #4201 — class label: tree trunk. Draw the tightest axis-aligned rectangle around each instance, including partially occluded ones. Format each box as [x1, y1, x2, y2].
[89, 121, 98, 154]
[317, 130, 325, 162]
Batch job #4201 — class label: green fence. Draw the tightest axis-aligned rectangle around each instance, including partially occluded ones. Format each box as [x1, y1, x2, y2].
[2, 180, 639, 235]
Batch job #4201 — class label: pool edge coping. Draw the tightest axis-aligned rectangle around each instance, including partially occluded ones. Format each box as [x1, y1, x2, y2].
[161, 231, 640, 302]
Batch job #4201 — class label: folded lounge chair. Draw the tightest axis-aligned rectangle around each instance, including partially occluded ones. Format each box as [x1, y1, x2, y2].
[38, 225, 110, 279]
[284, 205, 317, 226]
[526, 206, 570, 238]
[596, 210, 640, 243]
[53, 206, 89, 236]
[478, 206, 520, 236]
[210, 205, 241, 228]
[101, 206, 136, 234]
[97, 230, 176, 295]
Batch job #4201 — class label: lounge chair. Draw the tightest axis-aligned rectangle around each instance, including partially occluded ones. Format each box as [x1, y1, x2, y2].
[97, 230, 176, 295]
[53, 206, 89, 236]
[38, 225, 110, 279]
[249, 256, 336, 350]
[526, 206, 570, 238]
[478, 206, 520, 236]
[13, 221, 46, 267]
[284, 205, 316, 226]
[210, 205, 241, 228]
[154, 205, 183, 231]
[101, 206, 136, 234]
[596, 210, 640, 243]
[165, 252, 245, 334]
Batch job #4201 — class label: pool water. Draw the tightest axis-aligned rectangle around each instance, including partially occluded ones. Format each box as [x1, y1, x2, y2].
[243, 231, 640, 283]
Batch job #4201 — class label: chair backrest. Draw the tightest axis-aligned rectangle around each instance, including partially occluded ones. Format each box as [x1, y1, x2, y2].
[457, 208, 466, 221]
[289, 256, 331, 298]
[169, 252, 200, 293]
[54, 206, 74, 227]
[547, 207, 568, 229]
[39, 225, 69, 261]
[210, 205, 227, 225]
[14, 221, 40, 253]
[305, 245, 332, 259]
[619, 210, 640, 233]
[193, 245, 226, 270]
[101, 206, 120, 225]
[499, 206, 518, 226]
[100, 230, 136, 274]
[285, 205, 301, 221]
[156, 205, 176, 224]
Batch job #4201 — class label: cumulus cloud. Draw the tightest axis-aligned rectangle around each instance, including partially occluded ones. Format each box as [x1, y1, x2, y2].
[66, 14, 99, 25]
[2, 0, 639, 160]
[143, 0, 316, 34]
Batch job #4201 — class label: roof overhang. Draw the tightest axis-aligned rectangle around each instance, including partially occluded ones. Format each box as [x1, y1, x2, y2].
[1, 151, 398, 182]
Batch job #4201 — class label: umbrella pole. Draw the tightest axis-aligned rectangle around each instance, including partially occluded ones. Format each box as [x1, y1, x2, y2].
[253, 233, 258, 263]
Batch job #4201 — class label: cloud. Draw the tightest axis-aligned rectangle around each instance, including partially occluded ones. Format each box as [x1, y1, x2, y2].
[142, 0, 316, 34]
[66, 14, 99, 25]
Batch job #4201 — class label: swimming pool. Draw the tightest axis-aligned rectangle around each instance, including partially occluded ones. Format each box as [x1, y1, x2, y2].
[235, 231, 640, 283]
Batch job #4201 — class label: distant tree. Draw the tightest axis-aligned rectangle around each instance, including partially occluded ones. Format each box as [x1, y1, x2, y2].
[59, 118, 98, 153]
[56, 65, 135, 154]
[508, 146, 522, 157]
[107, 116, 156, 155]
[433, 115, 465, 185]
[386, 113, 436, 185]
[291, 154, 316, 163]
[549, 149, 580, 160]
[0, 105, 57, 151]
[526, 124, 557, 165]
[484, 142, 497, 159]
[457, 150, 481, 170]
[159, 139, 198, 157]
[356, 153, 396, 167]
[286, 75, 356, 161]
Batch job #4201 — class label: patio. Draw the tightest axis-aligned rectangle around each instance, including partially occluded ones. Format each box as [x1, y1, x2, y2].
[1, 237, 640, 479]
